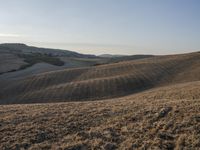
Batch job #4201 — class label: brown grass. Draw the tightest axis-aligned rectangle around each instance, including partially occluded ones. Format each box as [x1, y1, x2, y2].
[0, 81, 199, 149]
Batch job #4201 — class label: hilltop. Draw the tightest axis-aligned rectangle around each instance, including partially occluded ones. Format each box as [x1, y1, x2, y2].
[0, 43, 96, 57]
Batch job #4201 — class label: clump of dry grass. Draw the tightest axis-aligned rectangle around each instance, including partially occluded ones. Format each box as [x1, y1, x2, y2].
[0, 81, 200, 149]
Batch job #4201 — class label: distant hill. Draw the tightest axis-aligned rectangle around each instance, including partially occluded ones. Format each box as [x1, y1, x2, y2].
[0, 43, 96, 58]
[99, 54, 154, 63]
[99, 54, 126, 58]
[0, 43, 101, 75]
[107, 54, 155, 63]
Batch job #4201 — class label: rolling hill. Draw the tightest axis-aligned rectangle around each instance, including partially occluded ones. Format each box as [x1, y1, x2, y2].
[0, 51, 199, 104]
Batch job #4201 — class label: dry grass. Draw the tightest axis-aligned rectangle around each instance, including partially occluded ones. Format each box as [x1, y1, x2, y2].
[0, 81, 200, 149]
[0, 52, 199, 104]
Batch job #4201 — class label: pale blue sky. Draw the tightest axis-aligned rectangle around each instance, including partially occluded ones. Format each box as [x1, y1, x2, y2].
[0, 0, 200, 55]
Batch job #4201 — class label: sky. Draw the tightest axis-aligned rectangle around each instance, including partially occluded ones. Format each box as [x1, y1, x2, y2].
[0, 0, 200, 55]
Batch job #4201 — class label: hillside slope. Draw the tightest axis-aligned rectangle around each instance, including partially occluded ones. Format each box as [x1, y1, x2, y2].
[0, 52, 199, 104]
[0, 53, 27, 74]
[0, 81, 199, 149]
[0, 43, 101, 75]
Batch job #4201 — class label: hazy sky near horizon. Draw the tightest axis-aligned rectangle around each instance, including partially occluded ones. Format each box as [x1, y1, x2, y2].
[0, 0, 200, 55]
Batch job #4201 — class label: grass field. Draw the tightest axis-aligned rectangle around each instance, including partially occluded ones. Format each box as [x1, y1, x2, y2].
[0, 81, 199, 149]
